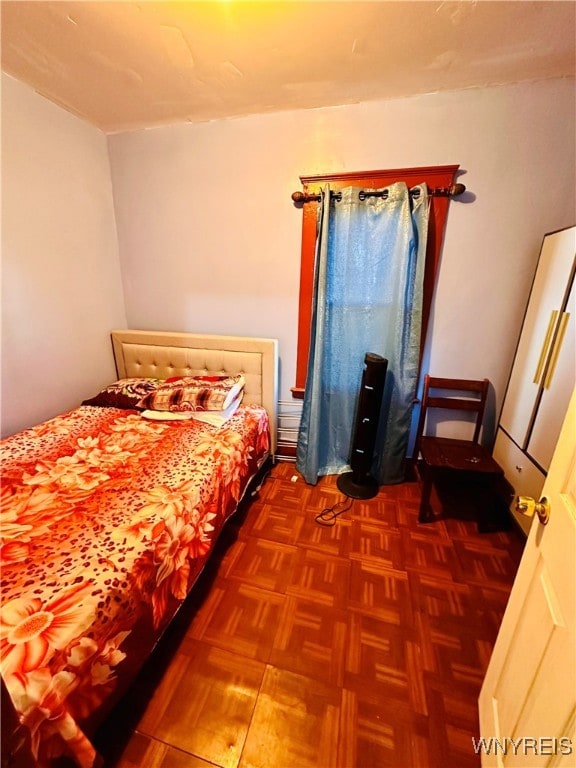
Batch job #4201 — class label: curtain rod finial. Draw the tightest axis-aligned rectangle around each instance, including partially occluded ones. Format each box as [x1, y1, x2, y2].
[292, 191, 308, 204]
[435, 183, 466, 197]
[292, 190, 321, 204]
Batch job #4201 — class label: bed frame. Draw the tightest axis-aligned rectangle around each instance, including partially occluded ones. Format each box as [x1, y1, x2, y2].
[111, 330, 279, 454]
[1, 330, 279, 768]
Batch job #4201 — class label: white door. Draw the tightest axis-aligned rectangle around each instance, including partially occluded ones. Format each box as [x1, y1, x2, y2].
[478, 387, 576, 767]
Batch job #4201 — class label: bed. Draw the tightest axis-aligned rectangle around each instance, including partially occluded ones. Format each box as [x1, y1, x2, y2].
[0, 330, 278, 768]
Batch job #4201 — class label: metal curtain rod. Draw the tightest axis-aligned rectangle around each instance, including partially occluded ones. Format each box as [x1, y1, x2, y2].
[291, 182, 466, 204]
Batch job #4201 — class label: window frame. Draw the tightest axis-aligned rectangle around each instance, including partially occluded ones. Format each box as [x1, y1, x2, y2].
[292, 165, 460, 397]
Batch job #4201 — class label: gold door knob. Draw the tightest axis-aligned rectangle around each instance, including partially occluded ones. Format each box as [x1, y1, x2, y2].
[515, 495, 550, 525]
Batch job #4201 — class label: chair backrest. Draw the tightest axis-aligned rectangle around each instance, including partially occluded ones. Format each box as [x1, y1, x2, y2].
[415, 375, 490, 452]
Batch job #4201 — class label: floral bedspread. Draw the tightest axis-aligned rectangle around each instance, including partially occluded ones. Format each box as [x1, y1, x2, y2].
[0, 404, 270, 767]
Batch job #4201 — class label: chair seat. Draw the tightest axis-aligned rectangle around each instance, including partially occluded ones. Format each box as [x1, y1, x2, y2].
[419, 437, 503, 475]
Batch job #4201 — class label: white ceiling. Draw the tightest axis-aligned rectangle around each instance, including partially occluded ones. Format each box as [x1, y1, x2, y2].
[1, 1, 575, 134]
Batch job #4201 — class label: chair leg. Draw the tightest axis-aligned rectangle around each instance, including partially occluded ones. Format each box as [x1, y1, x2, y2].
[475, 475, 512, 533]
[418, 470, 434, 523]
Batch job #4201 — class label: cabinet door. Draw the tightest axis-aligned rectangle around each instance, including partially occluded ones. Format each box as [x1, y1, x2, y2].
[527, 275, 575, 471]
[500, 227, 575, 449]
[493, 427, 546, 535]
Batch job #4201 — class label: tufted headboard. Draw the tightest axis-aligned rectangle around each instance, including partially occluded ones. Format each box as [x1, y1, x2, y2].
[111, 330, 279, 453]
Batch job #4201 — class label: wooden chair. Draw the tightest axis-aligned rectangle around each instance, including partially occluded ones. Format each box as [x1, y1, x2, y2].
[414, 375, 507, 531]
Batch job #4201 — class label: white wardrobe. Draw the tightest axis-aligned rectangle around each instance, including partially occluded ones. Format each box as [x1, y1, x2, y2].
[493, 225, 575, 535]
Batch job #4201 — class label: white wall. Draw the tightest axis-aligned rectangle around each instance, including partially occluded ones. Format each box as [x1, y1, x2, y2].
[108, 79, 575, 438]
[1, 74, 127, 437]
[3, 76, 573, 443]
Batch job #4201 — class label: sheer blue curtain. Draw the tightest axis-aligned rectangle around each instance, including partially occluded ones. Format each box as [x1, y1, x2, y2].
[296, 182, 429, 485]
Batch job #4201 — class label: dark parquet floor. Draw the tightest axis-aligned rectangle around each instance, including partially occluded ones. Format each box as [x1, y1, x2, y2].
[98, 461, 525, 768]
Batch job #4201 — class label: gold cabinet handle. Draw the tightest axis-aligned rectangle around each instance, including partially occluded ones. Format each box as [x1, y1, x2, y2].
[533, 310, 558, 385]
[544, 312, 570, 389]
[516, 495, 550, 525]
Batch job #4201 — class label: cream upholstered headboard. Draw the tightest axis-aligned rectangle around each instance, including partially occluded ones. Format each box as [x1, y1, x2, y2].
[111, 330, 279, 454]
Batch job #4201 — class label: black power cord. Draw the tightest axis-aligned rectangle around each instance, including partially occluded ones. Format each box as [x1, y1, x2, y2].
[314, 496, 354, 526]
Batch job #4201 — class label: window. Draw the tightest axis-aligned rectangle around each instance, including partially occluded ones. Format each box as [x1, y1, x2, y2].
[291, 165, 460, 397]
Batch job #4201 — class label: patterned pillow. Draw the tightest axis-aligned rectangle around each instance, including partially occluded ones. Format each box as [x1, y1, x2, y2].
[137, 375, 245, 412]
[82, 378, 163, 410]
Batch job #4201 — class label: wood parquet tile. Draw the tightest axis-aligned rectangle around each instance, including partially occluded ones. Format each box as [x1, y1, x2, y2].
[222, 537, 299, 592]
[350, 524, 403, 569]
[188, 580, 286, 663]
[240, 667, 341, 768]
[102, 461, 526, 768]
[269, 596, 348, 686]
[137, 640, 266, 768]
[287, 548, 350, 608]
[117, 732, 216, 767]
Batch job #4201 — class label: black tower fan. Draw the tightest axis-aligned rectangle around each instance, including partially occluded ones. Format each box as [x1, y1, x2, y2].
[336, 353, 388, 499]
